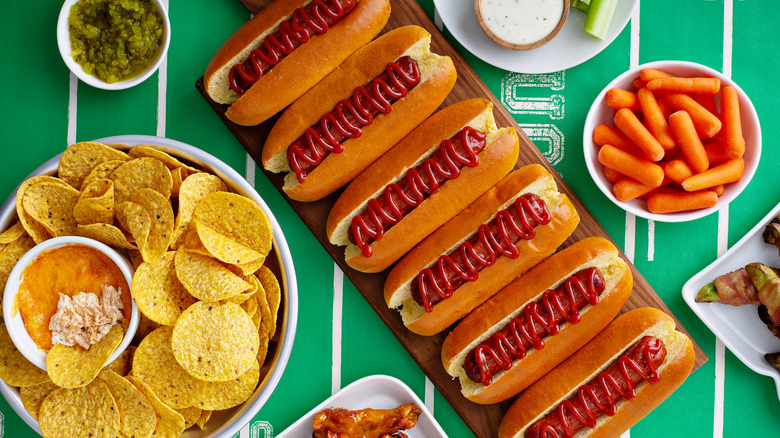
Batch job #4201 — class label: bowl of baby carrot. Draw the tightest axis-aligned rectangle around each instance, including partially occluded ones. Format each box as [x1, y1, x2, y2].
[583, 60, 761, 222]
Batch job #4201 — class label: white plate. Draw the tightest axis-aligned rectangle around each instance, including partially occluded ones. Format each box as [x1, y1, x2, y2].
[276, 375, 447, 437]
[432, 0, 638, 73]
[0, 136, 299, 437]
[682, 202, 780, 400]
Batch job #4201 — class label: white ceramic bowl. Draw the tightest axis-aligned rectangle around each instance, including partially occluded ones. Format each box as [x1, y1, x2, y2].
[56, 0, 171, 90]
[583, 60, 761, 222]
[3, 236, 138, 371]
[0, 136, 298, 437]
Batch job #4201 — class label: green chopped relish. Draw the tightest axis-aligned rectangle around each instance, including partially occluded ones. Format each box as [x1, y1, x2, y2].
[69, 0, 165, 84]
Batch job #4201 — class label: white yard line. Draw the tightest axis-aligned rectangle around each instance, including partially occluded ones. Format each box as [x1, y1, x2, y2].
[332, 263, 344, 395]
[712, 1, 734, 436]
[67, 72, 78, 145]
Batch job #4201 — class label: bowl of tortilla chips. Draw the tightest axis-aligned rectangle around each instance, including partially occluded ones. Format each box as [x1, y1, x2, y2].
[0, 136, 298, 437]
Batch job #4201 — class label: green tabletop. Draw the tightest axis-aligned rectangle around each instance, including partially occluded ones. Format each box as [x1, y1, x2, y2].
[1, 0, 779, 437]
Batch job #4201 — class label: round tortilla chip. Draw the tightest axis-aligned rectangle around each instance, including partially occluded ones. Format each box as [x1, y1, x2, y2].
[132, 326, 205, 409]
[0, 323, 51, 387]
[256, 265, 281, 338]
[0, 221, 26, 244]
[111, 157, 173, 205]
[76, 223, 137, 250]
[127, 376, 186, 438]
[198, 359, 260, 410]
[103, 345, 132, 376]
[58, 141, 130, 189]
[133, 252, 197, 326]
[174, 406, 202, 429]
[0, 234, 36, 310]
[170, 173, 227, 249]
[195, 409, 212, 429]
[192, 192, 272, 265]
[15, 176, 69, 243]
[171, 301, 259, 382]
[98, 370, 156, 438]
[46, 324, 124, 388]
[128, 145, 199, 173]
[19, 380, 60, 420]
[74, 179, 115, 225]
[22, 180, 80, 238]
[125, 189, 174, 261]
[174, 249, 252, 302]
[80, 159, 127, 191]
[38, 379, 120, 438]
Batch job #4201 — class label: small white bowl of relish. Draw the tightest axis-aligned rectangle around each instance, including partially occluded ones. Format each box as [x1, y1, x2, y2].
[56, 0, 171, 90]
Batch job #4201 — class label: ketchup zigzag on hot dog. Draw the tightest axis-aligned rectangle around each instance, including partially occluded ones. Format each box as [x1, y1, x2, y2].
[499, 307, 695, 438]
[384, 164, 580, 336]
[440, 237, 632, 404]
[326, 98, 520, 273]
[262, 25, 457, 202]
[204, 0, 391, 126]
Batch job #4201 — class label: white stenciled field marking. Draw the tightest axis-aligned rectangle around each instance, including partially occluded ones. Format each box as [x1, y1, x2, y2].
[248, 420, 273, 437]
[519, 124, 564, 166]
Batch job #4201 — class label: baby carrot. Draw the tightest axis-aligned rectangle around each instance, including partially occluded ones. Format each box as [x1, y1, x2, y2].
[693, 94, 719, 117]
[613, 108, 665, 162]
[665, 93, 722, 138]
[711, 184, 725, 196]
[593, 123, 642, 155]
[681, 158, 744, 191]
[633, 77, 647, 90]
[598, 144, 665, 187]
[647, 189, 719, 213]
[669, 110, 709, 173]
[720, 86, 746, 159]
[605, 88, 641, 112]
[613, 176, 672, 202]
[604, 167, 624, 183]
[662, 159, 694, 185]
[656, 96, 673, 120]
[639, 68, 675, 82]
[703, 141, 731, 164]
[646, 77, 721, 95]
[637, 88, 675, 150]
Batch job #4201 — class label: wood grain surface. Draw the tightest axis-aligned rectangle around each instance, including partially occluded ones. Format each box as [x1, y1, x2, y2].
[196, 1, 707, 435]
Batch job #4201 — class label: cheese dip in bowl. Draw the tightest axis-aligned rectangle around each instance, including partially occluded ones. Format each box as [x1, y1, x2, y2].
[475, 0, 569, 50]
[3, 236, 138, 370]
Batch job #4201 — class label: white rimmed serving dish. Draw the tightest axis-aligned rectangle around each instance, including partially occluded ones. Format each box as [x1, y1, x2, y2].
[682, 201, 780, 400]
[0, 135, 298, 437]
[583, 60, 761, 222]
[276, 374, 447, 437]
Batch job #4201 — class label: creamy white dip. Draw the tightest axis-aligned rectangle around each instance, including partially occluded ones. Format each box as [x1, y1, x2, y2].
[479, 0, 565, 45]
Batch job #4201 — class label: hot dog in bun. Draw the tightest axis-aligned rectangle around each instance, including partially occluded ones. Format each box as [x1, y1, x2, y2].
[499, 307, 695, 438]
[262, 25, 458, 202]
[384, 164, 581, 336]
[204, 0, 391, 126]
[326, 98, 520, 273]
[441, 236, 633, 404]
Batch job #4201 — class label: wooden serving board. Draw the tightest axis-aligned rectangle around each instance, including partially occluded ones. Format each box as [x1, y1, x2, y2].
[196, 1, 707, 435]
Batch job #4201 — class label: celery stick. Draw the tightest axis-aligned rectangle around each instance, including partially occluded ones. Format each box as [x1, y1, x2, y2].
[584, 0, 619, 39]
[571, 0, 579, 8]
[576, 2, 590, 13]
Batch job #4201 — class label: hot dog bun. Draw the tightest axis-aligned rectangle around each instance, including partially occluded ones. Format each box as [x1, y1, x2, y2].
[384, 164, 581, 336]
[441, 236, 633, 404]
[326, 98, 520, 273]
[262, 25, 458, 202]
[499, 307, 695, 438]
[204, 0, 391, 126]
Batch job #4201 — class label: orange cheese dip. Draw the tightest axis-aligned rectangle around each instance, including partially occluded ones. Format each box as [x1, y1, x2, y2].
[14, 244, 131, 350]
